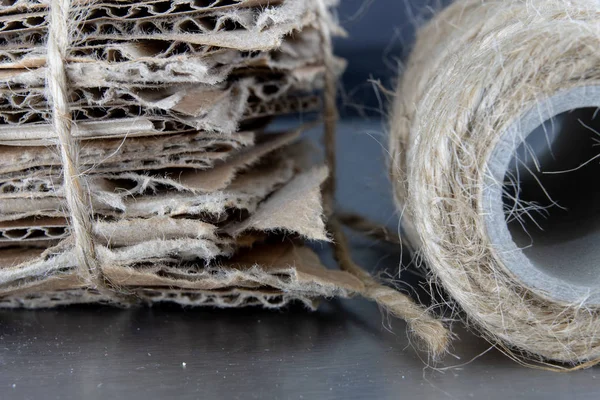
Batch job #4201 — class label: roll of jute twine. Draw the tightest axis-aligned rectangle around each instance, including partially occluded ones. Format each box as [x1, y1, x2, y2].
[389, 0, 600, 369]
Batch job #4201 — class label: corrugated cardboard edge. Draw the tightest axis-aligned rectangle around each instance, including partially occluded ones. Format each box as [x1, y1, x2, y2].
[0, 243, 364, 308]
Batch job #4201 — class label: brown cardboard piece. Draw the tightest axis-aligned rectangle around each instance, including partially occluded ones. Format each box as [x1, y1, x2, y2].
[0, 75, 324, 143]
[0, 137, 300, 221]
[0, 130, 256, 174]
[0, 242, 363, 309]
[0, 128, 301, 204]
[0, 0, 325, 52]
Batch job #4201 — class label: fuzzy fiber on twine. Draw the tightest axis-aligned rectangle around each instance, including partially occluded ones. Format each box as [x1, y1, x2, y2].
[389, 0, 600, 367]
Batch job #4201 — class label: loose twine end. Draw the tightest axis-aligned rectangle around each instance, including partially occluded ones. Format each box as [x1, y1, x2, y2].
[328, 217, 450, 358]
[314, 0, 450, 357]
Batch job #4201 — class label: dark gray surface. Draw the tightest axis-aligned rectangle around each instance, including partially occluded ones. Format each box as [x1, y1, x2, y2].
[1, 119, 598, 399]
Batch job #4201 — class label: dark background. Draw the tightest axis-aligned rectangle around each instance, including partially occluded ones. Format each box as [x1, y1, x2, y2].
[333, 0, 450, 116]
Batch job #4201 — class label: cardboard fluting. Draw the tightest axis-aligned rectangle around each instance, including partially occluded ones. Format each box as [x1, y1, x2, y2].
[0, 0, 360, 308]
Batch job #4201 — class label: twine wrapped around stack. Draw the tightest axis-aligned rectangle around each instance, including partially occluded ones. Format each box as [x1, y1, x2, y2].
[0, 0, 449, 356]
[390, 0, 600, 367]
[0, 0, 358, 308]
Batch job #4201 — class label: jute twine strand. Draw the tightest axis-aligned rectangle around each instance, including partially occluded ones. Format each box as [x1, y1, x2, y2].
[314, 0, 449, 357]
[47, 0, 133, 303]
[337, 212, 403, 246]
[313, 0, 337, 216]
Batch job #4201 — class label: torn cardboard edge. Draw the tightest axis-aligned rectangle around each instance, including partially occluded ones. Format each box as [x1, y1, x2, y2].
[0, 0, 341, 58]
[0, 127, 302, 199]
[0, 0, 309, 37]
[0, 29, 343, 88]
[0, 287, 320, 309]
[0, 242, 364, 309]
[0, 65, 329, 112]
[0, 163, 333, 286]
[0, 72, 326, 142]
[0, 94, 320, 144]
[0, 129, 257, 174]
[0, 159, 328, 249]
[0, 0, 281, 16]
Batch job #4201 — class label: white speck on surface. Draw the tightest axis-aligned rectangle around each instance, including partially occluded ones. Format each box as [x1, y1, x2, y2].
[12, 384, 16, 388]
[182, 362, 187, 368]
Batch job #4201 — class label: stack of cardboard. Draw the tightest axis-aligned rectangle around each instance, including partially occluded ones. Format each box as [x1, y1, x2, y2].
[0, 0, 364, 308]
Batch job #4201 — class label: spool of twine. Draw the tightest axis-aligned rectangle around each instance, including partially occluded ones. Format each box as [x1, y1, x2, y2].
[390, 0, 600, 367]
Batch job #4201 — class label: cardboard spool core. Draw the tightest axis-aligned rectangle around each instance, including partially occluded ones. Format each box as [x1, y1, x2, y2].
[484, 87, 600, 305]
